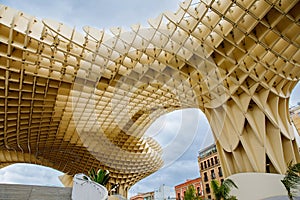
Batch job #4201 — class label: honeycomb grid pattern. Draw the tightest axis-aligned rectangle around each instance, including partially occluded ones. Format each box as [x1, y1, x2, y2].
[0, 0, 300, 196]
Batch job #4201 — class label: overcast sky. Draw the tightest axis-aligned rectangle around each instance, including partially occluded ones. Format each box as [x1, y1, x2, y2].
[0, 1, 299, 198]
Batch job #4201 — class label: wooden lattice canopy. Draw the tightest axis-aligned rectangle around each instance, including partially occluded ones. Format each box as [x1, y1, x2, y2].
[0, 0, 299, 196]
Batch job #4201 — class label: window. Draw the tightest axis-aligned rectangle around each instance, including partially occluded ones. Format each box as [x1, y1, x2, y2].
[201, 162, 203, 170]
[266, 156, 271, 173]
[218, 167, 223, 177]
[204, 161, 207, 168]
[215, 156, 218, 164]
[205, 184, 210, 194]
[177, 193, 180, 200]
[208, 195, 211, 199]
[211, 158, 214, 166]
[197, 187, 200, 196]
[221, 179, 224, 183]
[204, 172, 208, 182]
[211, 169, 216, 179]
[207, 159, 210, 167]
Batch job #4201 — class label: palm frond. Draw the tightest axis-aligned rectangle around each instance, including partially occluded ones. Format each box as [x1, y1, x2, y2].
[211, 179, 237, 200]
[88, 168, 97, 181]
[211, 180, 222, 200]
[223, 179, 238, 190]
[87, 168, 110, 186]
[102, 170, 110, 185]
[282, 162, 300, 199]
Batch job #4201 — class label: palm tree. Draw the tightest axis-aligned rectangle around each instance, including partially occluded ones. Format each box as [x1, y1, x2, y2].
[211, 179, 238, 200]
[86, 168, 110, 187]
[184, 185, 201, 200]
[281, 162, 300, 200]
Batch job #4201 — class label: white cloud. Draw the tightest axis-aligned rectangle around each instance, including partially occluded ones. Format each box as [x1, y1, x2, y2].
[128, 109, 214, 198]
[0, 164, 63, 187]
[145, 108, 214, 168]
[290, 83, 300, 107]
[1, 0, 181, 29]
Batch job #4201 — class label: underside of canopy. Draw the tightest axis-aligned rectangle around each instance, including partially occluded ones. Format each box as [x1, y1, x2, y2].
[0, 0, 299, 196]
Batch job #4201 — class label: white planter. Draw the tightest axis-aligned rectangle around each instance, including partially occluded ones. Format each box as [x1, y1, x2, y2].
[72, 173, 108, 200]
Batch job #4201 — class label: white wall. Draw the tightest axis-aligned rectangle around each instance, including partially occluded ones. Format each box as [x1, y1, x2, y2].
[228, 173, 300, 200]
[72, 173, 108, 200]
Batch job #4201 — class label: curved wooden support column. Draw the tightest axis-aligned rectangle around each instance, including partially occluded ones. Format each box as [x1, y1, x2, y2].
[205, 88, 300, 177]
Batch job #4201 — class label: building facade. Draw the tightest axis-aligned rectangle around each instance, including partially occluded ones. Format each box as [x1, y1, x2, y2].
[290, 103, 300, 136]
[198, 144, 223, 200]
[130, 191, 154, 200]
[154, 185, 176, 200]
[174, 177, 203, 200]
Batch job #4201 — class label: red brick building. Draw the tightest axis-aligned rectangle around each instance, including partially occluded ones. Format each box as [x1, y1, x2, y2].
[174, 177, 203, 200]
[130, 191, 154, 200]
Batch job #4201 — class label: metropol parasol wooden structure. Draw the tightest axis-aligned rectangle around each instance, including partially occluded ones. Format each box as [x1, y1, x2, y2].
[0, 0, 299, 196]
